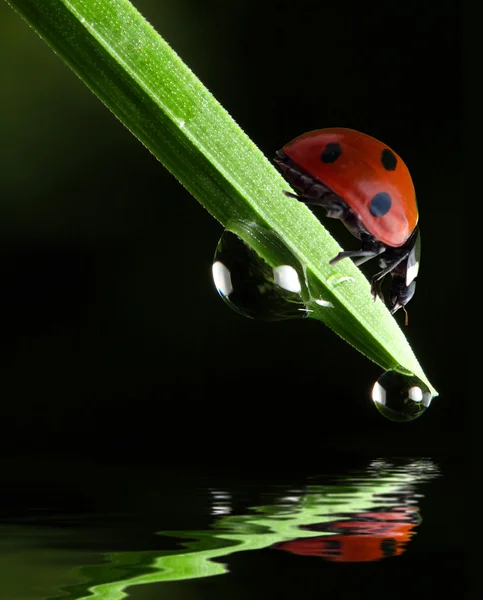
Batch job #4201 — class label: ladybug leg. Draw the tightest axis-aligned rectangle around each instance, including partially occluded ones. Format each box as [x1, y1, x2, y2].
[371, 276, 386, 302]
[329, 248, 384, 266]
[330, 233, 386, 266]
[283, 190, 346, 219]
[370, 255, 407, 302]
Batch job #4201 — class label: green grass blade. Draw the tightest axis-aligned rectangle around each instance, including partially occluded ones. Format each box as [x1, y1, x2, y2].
[4, 0, 437, 395]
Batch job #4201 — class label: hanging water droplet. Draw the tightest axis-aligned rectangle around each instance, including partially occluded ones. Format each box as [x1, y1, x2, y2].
[212, 230, 307, 321]
[372, 370, 433, 422]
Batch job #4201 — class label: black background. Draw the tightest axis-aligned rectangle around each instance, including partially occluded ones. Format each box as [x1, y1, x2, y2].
[0, 0, 464, 468]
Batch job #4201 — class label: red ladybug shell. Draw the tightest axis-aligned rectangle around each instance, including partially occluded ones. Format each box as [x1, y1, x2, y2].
[282, 128, 418, 247]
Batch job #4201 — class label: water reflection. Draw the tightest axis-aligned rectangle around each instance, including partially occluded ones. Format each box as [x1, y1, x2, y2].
[273, 459, 437, 562]
[0, 459, 440, 599]
[276, 504, 420, 562]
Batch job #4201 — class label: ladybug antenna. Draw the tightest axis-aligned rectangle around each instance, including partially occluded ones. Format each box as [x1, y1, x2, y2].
[402, 305, 409, 326]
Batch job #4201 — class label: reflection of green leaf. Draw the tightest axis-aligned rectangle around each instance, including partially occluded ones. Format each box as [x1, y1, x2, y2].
[64, 461, 436, 600]
[0, 536, 98, 600]
[0, 462, 437, 600]
[4, 0, 436, 394]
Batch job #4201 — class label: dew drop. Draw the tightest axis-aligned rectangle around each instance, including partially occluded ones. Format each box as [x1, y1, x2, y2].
[372, 370, 433, 422]
[212, 230, 307, 321]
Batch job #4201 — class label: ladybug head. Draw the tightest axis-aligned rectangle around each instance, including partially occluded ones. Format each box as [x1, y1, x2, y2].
[387, 229, 420, 323]
[389, 277, 416, 325]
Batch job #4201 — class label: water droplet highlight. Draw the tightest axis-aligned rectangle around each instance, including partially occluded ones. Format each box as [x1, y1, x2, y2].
[372, 370, 433, 422]
[212, 230, 307, 321]
[273, 265, 302, 294]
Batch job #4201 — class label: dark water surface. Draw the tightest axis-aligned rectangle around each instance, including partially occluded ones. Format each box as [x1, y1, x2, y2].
[0, 456, 466, 600]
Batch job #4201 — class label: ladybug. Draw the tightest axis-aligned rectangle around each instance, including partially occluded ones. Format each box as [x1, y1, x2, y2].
[274, 128, 420, 323]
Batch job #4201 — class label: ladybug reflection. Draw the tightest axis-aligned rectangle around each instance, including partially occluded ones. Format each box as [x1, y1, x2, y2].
[275, 128, 420, 323]
[275, 506, 420, 563]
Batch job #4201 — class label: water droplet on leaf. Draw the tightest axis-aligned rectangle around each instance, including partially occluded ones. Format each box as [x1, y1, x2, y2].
[372, 370, 433, 422]
[212, 230, 307, 321]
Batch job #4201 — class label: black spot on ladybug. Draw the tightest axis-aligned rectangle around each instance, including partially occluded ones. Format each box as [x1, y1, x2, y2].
[381, 538, 398, 558]
[321, 142, 342, 163]
[381, 149, 397, 171]
[370, 192, 392, 217]
[323, 539, 342, 553]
